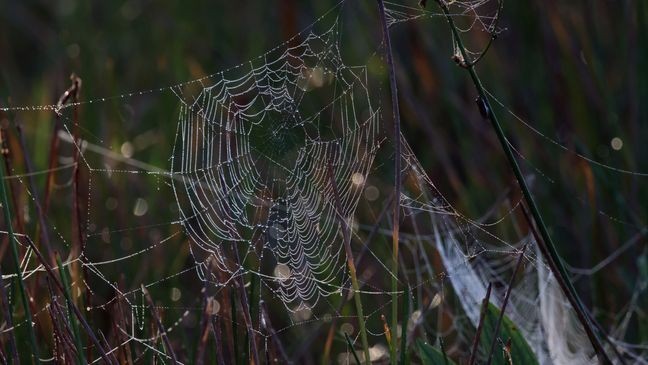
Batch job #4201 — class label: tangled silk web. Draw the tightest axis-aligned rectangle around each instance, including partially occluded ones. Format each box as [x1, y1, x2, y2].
[1, 0, 646, 364]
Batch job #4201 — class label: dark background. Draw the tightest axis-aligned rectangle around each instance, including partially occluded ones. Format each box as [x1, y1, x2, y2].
[0, 0, 646, 362]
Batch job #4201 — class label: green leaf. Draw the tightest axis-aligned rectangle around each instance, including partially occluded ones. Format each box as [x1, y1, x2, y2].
[479, 303, 539, 365]
[417, 340, 456, 365]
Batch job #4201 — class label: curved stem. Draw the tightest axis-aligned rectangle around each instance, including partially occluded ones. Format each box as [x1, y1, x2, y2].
[434, 1, 612, 363]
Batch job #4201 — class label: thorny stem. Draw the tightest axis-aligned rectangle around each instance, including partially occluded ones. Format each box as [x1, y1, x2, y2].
[0, 128, 41, 364]
[375, 1, 403, 363]
[485, 244, 527, 365]
[327, 163, 371, 365]
[433, 1, 612, 363]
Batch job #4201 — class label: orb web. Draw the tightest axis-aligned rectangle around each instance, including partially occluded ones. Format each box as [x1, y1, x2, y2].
[170, 21, 381, 310]
[0, 1, 645, 363]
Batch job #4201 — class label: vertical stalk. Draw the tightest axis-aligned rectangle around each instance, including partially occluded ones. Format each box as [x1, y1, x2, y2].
[0, 129, 40, 364]
[468, 283, 492, 365]
[0, 264, 19, 365]
[433, 1, 611, 363]
[23, 237, 113, 364]
[13, 118, 54, 263]
[327, 163, 371, 365]
[56, 255, 85, 365]
[485, 245, 527, 365]
[142, 286, 178, 364]
[375, 1, 402, 363]
[231, 247, 260, 365]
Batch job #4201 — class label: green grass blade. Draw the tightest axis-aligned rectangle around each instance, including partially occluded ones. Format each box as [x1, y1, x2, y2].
[345, 332, 362, 365]
[400, 286, 410, 364]
[416, 340, 456, 365]
[0, 150, 40, 365]
[479, 304, 538, 365]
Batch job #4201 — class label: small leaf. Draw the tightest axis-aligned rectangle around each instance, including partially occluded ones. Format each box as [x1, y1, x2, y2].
[480, 303, 539, 365]
[417, 340, 457, 365]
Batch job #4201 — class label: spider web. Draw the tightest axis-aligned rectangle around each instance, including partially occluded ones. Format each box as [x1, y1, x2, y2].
[0, 1, 646, 364]
[169, 19, 381, 310]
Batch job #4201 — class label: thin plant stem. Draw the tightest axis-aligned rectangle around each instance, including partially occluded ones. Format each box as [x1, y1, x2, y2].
[345, 332, 362, 365]
[468, 282, 492, 365]
[485, 244, 527, 365]
[56, 255, 86, 365]
[142, 285, 178, 364]
[12, 117, 54, 263]
[210, 315, 226, 365]
[260, 301, 289, 363]
[0, 264, 19, 365]
[327, 162, 371, 365]
[231, 247, 260, 365]
[433, 1, 611, 363]
[375, 1, 403, 363]
[22, 237, 114, 364]
[0, 127, 25, 235]
[0, 132, 41, 365]
[399, 285, 410, 364]
[520, 203, 628, 365]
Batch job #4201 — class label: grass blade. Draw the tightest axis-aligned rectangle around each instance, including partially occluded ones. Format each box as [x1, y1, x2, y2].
[400, 286, 410, 364]
[56, 254, 86, 365]
[0, 133, 40, 364]
[345, 332, 362, 365]
[468, 282, 493, 365]
[375, 1, 403, 362]
[327, 162, 371, 364]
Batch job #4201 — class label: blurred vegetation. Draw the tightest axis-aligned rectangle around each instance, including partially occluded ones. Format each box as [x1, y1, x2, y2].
[0, 0, 646, 363]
